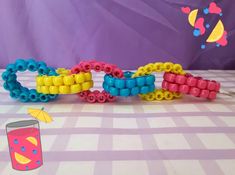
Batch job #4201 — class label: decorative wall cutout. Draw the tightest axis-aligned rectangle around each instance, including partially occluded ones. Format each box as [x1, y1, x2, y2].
[181, 2, 228, 49]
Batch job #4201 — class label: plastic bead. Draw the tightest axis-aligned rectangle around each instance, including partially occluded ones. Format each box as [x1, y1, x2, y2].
[200, 89, 209, 98]
[93, 90, 100, 94]
[175, 75, 187, 85]
[63, 75, 75, 86]
[27, 60, 38, 72]
[53, 76, 63, 86]
[94, 62, 102, 72]
[74, 73, 84, 83]
[155, 90, 164, 101]
[126, 78, 136, 88]
[7, 74, 17, 82]
[48, 94, 58, 100]
[107, 94, 116, 102]
[114, 79, 125, 89]
[162, 80, 169, 90]
[81, 62, 91, 72]
[164, 91, 174, 100]
[124, 71, 133, 78]
[59, 86, 70, 94]
[136, 76, 145, 87]
[39, 94, 49, 102]
[70, 84, 82, 94]
[44, 76, 53, 86]
[207, 81, 216, 91]
[215, 82, 221, 92]
[49, 86, 59, 94]
[139, 94, 147, 100]
[36, 86, 41, 93]
[148, 85, 155, 92]
[163, 72, 176, 83]
[10, 89, 21, 99]
[173, 92, 182, 98]
[144, 64, 153, 74]
[179, 84, 190, 94]
[163, 62, 173, 72]
[87, 93, 96, 103]
[208, 91, 217, 100]
[84, 72, 92, 81]
[6, 64, 16, 72]
[145, 92, 155, 101]
[41, 86, 50, 94]
[97, 93, 106, 103]
[16, 60, 27, 72]
[29, 90, 38, 102]
[103, 83, 109, 92]
[173, 64, 183, 74]
[131, 87, 139, 96]
[56, 68, 70, 75]
[104, 64, 113, 74]
[197, 79, 207, 89]
[113, 68, 123, 78]
[71, 65, 81, 74]
[20, 87, 29, 92]
[140, 86, 149, 94]
[120, 88, 130, 97]
[106, 76, 115, 86]
[168, 83, 179, 92]
[134, 71, 145, 77]
[154, 62, 163, 72]
[7, 81, 17, 90]
[38, 66, 49, 75]
[189, 87, 200, 97]
[19, 91, 29, 102]
[109, 87, 119, 96]
[137, 66, 145, 73]
[146, 75, 155, 85]
[2, 71, 11, 81]
[81, 81, 92, 91]
[187, 77, 197, 87]
[78, 91, 89, 100]
[37, 61, 47, 68]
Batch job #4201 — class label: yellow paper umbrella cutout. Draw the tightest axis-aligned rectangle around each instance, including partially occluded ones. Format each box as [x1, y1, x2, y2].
[27, 107, 53, 123]
[188, 9, 198, 27]
[206, 20, 224, 43]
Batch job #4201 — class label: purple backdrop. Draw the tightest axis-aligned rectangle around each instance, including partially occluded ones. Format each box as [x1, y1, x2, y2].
[0, 0, 234, 69]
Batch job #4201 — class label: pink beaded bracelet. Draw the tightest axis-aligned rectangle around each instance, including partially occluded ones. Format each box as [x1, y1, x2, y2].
[162, 72, 220, 100]
[71, 60, 123, 103]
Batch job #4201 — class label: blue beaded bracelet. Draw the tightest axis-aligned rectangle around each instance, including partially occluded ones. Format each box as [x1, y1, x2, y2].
[2, 59, 58, 102]
[103, 71, 155, 97]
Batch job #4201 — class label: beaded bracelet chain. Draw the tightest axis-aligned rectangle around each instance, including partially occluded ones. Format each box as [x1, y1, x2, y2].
[2, 59, 221, 103]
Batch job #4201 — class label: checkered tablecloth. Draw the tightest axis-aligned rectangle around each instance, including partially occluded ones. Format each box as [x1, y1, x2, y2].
[0, 69, 235, 175]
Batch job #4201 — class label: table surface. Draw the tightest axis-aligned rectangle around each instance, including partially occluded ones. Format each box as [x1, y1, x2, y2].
[0, 69, 235, 175]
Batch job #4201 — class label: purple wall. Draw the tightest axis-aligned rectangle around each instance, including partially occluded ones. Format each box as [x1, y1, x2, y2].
[0, 0, 234, 69]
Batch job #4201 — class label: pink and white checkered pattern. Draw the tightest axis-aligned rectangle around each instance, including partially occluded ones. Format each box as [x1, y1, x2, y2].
[0, 70, 235, 175]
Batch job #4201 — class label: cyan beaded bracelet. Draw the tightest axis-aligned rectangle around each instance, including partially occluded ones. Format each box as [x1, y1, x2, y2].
[102, 71, 155, 97]
[2, 59, 58, 102]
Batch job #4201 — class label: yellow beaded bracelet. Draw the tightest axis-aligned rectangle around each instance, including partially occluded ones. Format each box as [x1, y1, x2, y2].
[56, 68, 71, 75]
[36, 72, 93, 94]
[139, 89, 182, 101]
[133, 62, 185, 101]
[132, 62, 185, 77]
